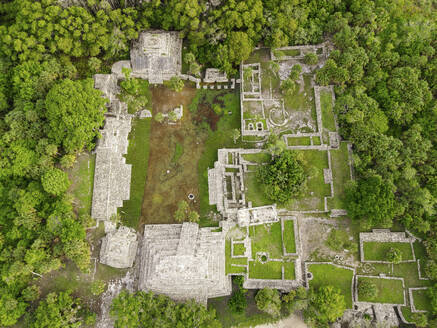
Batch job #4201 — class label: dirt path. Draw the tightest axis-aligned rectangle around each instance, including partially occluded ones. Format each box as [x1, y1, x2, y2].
[251, 314, 307, 328]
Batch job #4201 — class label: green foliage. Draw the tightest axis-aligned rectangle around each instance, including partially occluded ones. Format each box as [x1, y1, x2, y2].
[358, 279, 378, 301]
[257, 150, 307, 203]
[325, 230, 356, 253]
[255, 288, 282, 318]
[90, 279, 106, 296]
[45, 78, 107, 154]
[346, 175, 396, 228]
[307, 286, 346, 325]
[110, 290, 221, 328]
[387, 247, 402, 264]
[174, 200, 198, 222]
[411, 313, 428, 328]
[228, 289, 247, 314]
[304, 53, 318, 65]
[428, 284, 437, 315]
[31, 291, 93, 328]
[165, 76, 184, 92]
[154, 112, 165, 123]
[41, 168, 71, 196]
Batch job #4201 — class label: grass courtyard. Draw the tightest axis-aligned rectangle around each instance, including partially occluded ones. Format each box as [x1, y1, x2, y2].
[357, 276, 404, 304]
[283, 220, 296, 253]
[412, 289, 432, 312]
[328, 142, 351, 209]
[249, 260, 282, 280]
[363, 241, 414, 262]
[288, 149, 331, 211]
[320, 89, 336, 132]
[119, 118, 152, 228]
[249, 222, 283, 259]
[307, 263, 354, 308]
[67, 152, 96, 216]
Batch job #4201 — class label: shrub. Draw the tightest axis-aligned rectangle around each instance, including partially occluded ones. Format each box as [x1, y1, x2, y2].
[255, 288, 282, 317]
[387, 247, 402, 264]
[304, 53, 318, 65]
[228, 289, 247, 313]
[358, 279, 378, 300]
[91, 280, 106, 296]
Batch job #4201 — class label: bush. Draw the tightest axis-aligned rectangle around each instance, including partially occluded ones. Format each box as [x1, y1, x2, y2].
[228, 289, 247, 313]
[387, 247, 402, 264]
[358, 279, 378, 300]
[304, 53, 318, 65]
[91, 280, 106, 296]
[255, 288, 282, 317]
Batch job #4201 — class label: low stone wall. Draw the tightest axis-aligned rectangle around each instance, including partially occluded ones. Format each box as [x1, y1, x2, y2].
[409, 287, 429, 313]
[353, 275, 406, 306]
[304, 262, 355, 307]
[359, 231, 416, 263]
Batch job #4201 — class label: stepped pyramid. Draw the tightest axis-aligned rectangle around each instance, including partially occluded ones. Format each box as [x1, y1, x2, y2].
[138, 223, 232, 305]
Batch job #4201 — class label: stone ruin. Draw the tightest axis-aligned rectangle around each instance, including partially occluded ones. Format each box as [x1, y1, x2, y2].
[138, 222, 232, 304]
[100, 226, 138, 269]
[91, 115, 132, 223]
[237, 205, 278, 227]
[130, 30, 182, 84]
[204, 68, 228, 83]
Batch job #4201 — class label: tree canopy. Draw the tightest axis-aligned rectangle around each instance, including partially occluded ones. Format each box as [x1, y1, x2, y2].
[45, 78, 107, 154]
[257, 150, 307, 203]
[110, 290, 221, 328]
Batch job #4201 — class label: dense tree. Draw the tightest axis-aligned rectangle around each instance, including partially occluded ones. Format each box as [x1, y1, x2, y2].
[31, 291, 94, 328]
[45, 78, 107, 154]
[346, 175, 396, 228]
[255, 288, 282, 317]
[41, 168, 71, 196]
[307, 286, 346, 325]
[110, 290, 221, 328]
[257, 150, 307, 203]
[387, 247, 402, 264]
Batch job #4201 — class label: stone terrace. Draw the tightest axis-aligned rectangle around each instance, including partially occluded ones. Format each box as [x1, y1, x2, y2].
[138, 223, 232, 305]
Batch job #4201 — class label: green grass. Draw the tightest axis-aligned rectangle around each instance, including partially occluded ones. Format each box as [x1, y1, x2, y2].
[307, 264, 354, 308]
[244, 172, 271, 207]
[287, 137, 311, 146]
[226, 240, 248, 275]
[414, 241, 429, 278]
[249, 261, 282, 279]
[260, 61, 280, 94]
[320, 90, 336, 132]
[119, 118, 152, 228]
[197, 90, 246, 221]
[171, 142, 184, 164]
[329, 142, 351, 209]
[288, 149, 330, 211]
[283, 261, 295, 280]
[392, 262, 432, 289]
[249, 222, 283, 259]
[412, 289, 432, 312]
[68, 153, 96, 216]
[401, 307, 414, 323]
[283, 220, 296, 253]
[312, 136, 321, 145]
[233, 243, 246, 256]
[363, 242, 414, 261]
[357, 277, 404, 304]
[241, 152, 270, 164]
[283, 49, 301, 56]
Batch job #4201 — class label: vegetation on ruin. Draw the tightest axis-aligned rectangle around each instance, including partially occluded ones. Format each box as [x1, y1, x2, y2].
[305, 286, 346, 326]
[282, 221, 296, 254]
[357, 277, 404, 304]
[257, 150, 307, 204]
[307, 264, 354, 309]
[0, 0, 435, 325]
[110, 290, 221, 328]
[119, 118, 152, 228]
[363, 242, 414, 262]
